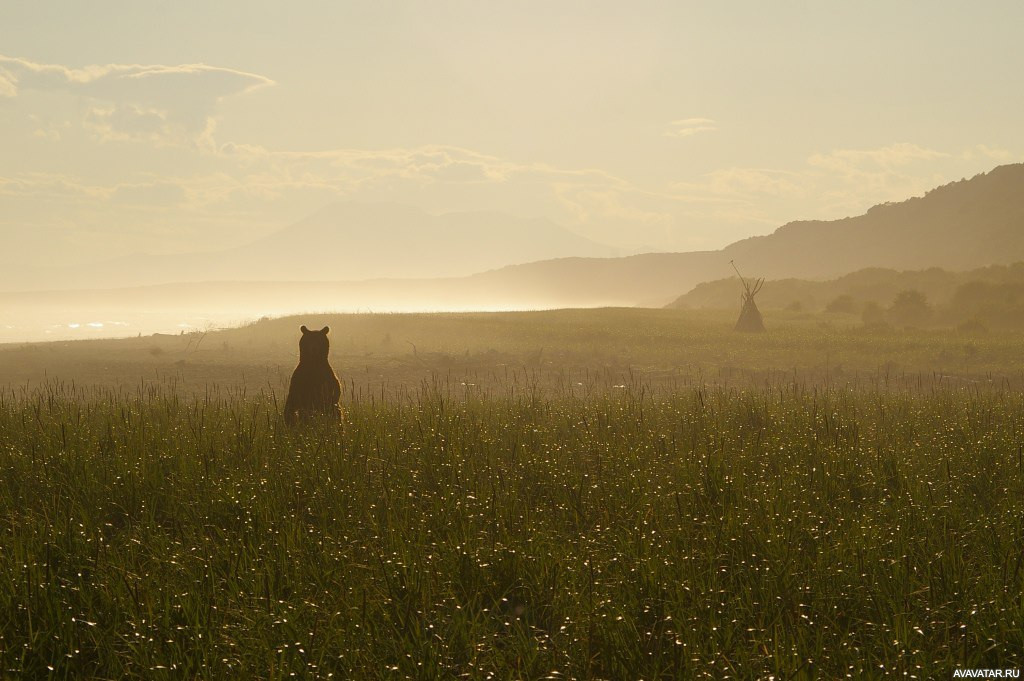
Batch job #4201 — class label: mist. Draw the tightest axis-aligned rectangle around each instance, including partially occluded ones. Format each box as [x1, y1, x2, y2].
[4, 163, 1024, 343]
[3, 3, 1024, 677]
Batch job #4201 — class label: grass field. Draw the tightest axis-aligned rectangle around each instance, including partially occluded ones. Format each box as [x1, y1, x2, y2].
[1, 308, 1020, 393]
[1, 309, 1023, 678]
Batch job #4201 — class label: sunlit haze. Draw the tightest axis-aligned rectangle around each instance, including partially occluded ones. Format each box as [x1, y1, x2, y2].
[2, 2, 1024, 338]
[4, 4, 1024, 674]
[4, 3, 1023, 258]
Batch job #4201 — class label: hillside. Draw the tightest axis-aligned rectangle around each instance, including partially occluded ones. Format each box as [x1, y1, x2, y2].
[464, 163, 1024, 305]
[720, 163, 1024, 278]
[3, 164, 1024, 342]
[668, 261, 1024, 331]
[668, 262, 1024, 311]
[31, 164, 1024, 299]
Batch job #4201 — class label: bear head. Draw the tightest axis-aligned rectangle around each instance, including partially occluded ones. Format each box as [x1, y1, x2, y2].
[298, 325, 331, 362]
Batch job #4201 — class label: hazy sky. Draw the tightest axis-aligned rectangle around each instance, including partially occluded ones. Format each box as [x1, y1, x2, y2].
[2, 1, 1022, 268]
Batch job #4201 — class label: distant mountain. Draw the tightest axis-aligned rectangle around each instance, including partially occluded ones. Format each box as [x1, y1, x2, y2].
[4, 164, 1024, 333]
[15, 203, 621, 290]
[231, 203, 623, 280]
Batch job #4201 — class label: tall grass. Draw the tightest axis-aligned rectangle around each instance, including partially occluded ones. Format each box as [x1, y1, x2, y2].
[0, 377, 1021, 678]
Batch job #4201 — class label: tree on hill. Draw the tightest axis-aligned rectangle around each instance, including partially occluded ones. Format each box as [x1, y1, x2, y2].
[826, 294, 859, 314]
[887, 290, 931, 328]
[946, 281, 1024, 330]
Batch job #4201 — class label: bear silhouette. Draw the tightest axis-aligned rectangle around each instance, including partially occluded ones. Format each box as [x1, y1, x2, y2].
[283, 325, 342, 425]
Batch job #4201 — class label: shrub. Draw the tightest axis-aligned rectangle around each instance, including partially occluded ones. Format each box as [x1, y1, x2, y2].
[887, 289, 932, 328]
[826, 294, 859, 314]
[861, 301, 886, 326]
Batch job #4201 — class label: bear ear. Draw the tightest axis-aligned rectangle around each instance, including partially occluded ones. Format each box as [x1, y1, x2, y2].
[320, 326, 330, 334]
[300, 325, 309, 334]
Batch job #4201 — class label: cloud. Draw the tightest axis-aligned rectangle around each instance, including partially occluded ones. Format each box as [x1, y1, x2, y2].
[0, 172, 109, 200]
[25, 138, 997, 253]
[807, 143, 949, 173]
[85, 105, 173, 144]
[0, 55, 272, 98]
[0, 69, 15, 97]
[3, 135, 1019, 259]
[674, 168, 806, 201]
[32, 128, 61, 142]
[0, 54, 273, 145]
[111, 181, 187, 205]
[962, 144, 1012, 162]
[792, 142, 1024, 220]
[218, 142, 625, 192]
[553, 141, 1023, 249]
[665, 117, 718, 138]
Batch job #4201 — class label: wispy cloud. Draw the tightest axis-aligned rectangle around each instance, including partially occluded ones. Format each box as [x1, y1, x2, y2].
[0, 54, 273, 146]
[0, 55, 272, 97]
[217, 142, 629, 193]
[2, 88, 1019, 259]
[664, 117, 718, 138]
[0, 70, 16, 97]
[673, 168, 806, 201]
[961, 144, 1012, 162]
[807, 142, 949, 173]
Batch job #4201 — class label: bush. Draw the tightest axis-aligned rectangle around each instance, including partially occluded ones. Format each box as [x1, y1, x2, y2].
[861, 301, 886, 326]
[957, 318, 988, 335]
[826, 294, 859, 314]
[887, 290, 932, 328]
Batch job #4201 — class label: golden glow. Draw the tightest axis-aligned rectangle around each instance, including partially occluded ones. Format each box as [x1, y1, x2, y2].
[0, 3, 1022, 339]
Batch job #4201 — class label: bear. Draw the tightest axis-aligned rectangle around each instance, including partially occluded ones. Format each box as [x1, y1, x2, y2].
[283, 325, 342, 425]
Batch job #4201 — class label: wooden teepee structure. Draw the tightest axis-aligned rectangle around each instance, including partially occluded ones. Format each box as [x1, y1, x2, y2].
[731, 260, 766, 333]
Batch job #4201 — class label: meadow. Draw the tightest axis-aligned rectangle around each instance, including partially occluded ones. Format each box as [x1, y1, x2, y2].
[1, 309, 1023, 678]
[1, 308, 1019, 393]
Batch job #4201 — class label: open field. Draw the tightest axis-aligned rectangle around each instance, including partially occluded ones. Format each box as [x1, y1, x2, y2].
[1, 308, 1020, 394]
[1, 309, 1023, 678]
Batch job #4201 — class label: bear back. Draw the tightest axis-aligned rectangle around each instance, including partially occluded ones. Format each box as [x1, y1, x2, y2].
[284, 325, 342, 425]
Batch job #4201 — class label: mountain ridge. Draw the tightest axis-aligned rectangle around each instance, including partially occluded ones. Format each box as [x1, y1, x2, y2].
[3, 163, 1024, 319]
[463, 162, 1024, 304]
